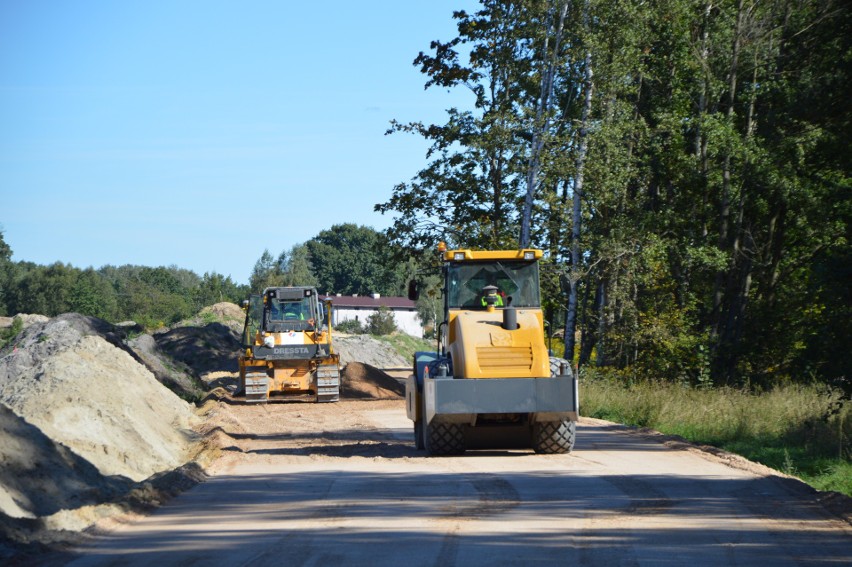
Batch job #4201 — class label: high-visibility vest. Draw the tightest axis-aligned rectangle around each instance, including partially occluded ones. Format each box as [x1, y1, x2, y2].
[481, 294, 504, 307]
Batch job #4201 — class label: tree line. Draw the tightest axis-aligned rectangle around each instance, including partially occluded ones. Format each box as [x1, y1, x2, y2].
[376, 0, 850, 388]
[0, 224, 411, 329]
[0, 232, 247, 328]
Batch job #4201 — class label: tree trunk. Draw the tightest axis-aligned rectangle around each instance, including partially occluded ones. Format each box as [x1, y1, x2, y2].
[489, 153, 504, 245]
[562, 4, 594, 364]
[696, 2, 714, 239]
[578, 275, 595, 366]
[520, 1, 569, 248]
[596, 280, 608, 367]
[711, 0, 746, 384]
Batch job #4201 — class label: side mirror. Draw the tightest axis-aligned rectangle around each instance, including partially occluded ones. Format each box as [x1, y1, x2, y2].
[408, 280, 419, 301]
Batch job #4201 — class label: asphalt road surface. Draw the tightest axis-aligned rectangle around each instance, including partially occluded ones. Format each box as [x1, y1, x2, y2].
[65, 399, 851, 566]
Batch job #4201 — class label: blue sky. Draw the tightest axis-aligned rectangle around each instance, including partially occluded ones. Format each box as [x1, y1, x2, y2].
[1, 1, 477, 284]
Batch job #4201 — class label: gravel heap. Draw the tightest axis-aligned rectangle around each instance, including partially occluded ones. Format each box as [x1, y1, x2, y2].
[333, 334, 409, 368]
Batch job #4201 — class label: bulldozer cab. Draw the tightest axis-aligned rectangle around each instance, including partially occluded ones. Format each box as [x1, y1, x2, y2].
[241, 287, 323, 347]
[263, 287, 320, 333]
[447, 259, 541, 310]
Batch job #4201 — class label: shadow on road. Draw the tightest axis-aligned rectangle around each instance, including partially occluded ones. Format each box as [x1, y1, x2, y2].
[66, 468, 851, 567]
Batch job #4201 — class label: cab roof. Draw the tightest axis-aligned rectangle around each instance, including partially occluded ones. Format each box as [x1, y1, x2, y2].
[442, 249, 543, 262]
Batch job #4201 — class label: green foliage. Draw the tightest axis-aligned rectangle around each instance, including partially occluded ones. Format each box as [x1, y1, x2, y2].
[194, 272, 246, 310]
[0, 229, 12, 316]
[375, 333, 435, 363]
[382, 0, 850, 390]
[376, 1, 558, 253]
[249, 249, 279, 292]
[366, 305, 397, 336]
[0, 316, 23, 349]
[248, 244, 318, 293]
[0, 251, 248, 331]
[305, 224, 405, 296]
[0, 229, 11, 263]
[414, 272, 442, 335]
[69, 268, 118, 320]
[278, 244, 318, 288]
[335, 318, 365, 334]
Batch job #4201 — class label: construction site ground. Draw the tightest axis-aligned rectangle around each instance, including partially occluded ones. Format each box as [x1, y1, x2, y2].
[1, 308, 850, 565]
[66, 392, 851, 566]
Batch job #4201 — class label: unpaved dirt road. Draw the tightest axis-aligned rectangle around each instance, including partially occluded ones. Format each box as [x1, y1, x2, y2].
[66, 398, 850, 566]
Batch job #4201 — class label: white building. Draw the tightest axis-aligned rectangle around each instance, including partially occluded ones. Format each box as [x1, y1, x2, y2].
[322, 293, 422, 338]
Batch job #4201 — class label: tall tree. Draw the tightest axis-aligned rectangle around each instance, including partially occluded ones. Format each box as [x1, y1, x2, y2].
[195, 272, 247, 309]
[519, 0, 570, 248]
[277, 244, 318, 287]
[249, 249, 280, 292]
[69, 268, 118, 320]
[306, 224, 405, 296]
[376, 1, 545, 253]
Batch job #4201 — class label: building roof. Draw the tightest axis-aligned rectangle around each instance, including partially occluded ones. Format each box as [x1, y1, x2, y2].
[320, 294, 416, 309]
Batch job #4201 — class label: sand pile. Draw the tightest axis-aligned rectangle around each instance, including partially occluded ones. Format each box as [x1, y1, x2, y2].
[341, 362, 405, 399]
[201, 302, 245, 326]
[126, 304, 243, 400]
[0, 404, 131, 521]
[333, 335, 409, 368]
[0, 314, 198, 484]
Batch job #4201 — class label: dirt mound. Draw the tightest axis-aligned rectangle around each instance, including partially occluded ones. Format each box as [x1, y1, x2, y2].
[333, 335, 409, 368]
[341, 362, 404, 399]
[0, 405, 131, 521]
[0, 314, 198, 483]
[127, 334, 205, 401]
[154, 322, 240, 379]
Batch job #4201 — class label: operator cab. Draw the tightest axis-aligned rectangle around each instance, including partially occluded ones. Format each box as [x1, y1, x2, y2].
[265, 287, 319, 332]
[446, 259, 541, 310]
[241, 287, 323, 343]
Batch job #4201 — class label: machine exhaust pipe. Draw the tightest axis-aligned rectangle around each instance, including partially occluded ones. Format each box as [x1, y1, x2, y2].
[502, 306, 518, 330]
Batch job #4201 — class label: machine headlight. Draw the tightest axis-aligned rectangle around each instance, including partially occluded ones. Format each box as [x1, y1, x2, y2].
[454, 252, 465, 261]
[524, 251, 535, 260]
[263, 336, 275, 348]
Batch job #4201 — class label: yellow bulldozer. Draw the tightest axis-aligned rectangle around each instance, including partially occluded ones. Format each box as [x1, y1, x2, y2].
[406, 245, 578, 454]
[238, 286, 340, 403]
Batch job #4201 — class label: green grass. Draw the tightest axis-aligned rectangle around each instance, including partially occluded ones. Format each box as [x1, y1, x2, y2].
[580, 370, 852, 496]
[0, 316, 23, 349]
[375, 333, 436, 364]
